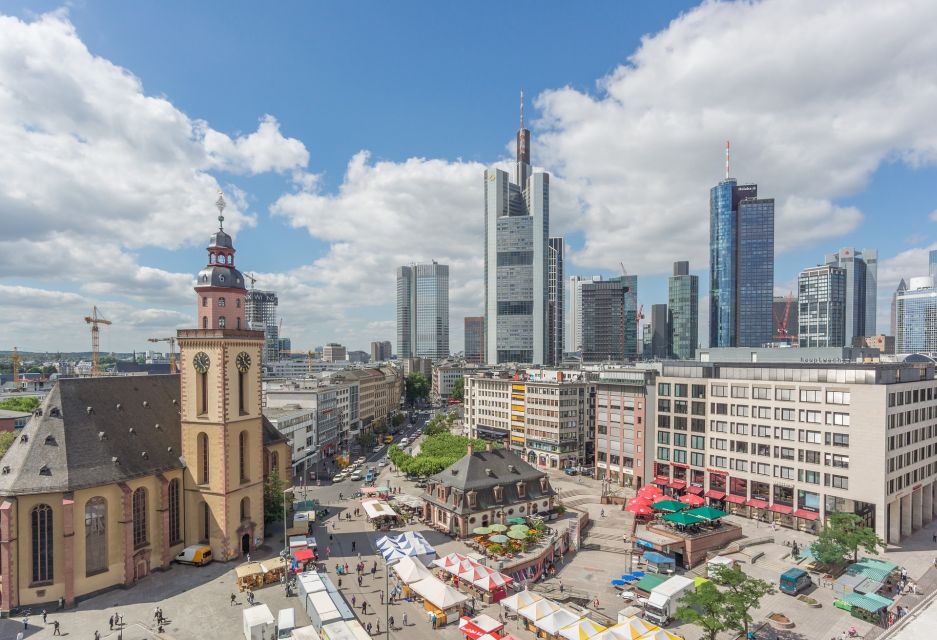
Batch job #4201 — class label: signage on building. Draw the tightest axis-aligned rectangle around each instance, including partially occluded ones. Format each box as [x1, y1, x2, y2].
[706, 468, 728, 475]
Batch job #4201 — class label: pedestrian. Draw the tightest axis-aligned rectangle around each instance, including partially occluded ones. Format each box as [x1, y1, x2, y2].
[933, 533, 936, 543]
[559, 579, 564, 593]
[95, 631, 101, 640]
[344, 562, 349, 573]
[402, 612, 408, 627]
[363, 601, 368, 614]
[367, 622, 373, 635]
[109, 615, 114, 630]
[358, 551, 362, 562]
[231, 593, 237, 606]
[42, 609, 48, 624]
[23, 617, 28, 630]
[352, 595, 356, 607]
[358, 575, 363, 587]
[247, 552, 251, 563]
[326, 546, 331, 558]
[352, 540, 357, 552]
[338, 577, 343, 588]
[380, 591, 384, 604]
[330, 533, 334, 542]
[376, 619, 381, 634]
[53, 620, 61, 636]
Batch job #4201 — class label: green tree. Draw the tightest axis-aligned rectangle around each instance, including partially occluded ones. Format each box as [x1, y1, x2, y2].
[405, 372, 429, 405]
[813, 512, 885, 563]
[0, 431, 16, 460]
[452, 378, 464, 401]
[712, 565, 775, 637]
[675, 581, 729, 640]
[0, 397, 40, 412]
[263, 471, 288, 524]
[809, 535, 847, 566]
[392, 413, 404, 427]
[41, 365, 57, 377]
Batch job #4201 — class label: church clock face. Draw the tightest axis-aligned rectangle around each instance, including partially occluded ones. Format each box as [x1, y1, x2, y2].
[193, 351, 211, 373]
[236, 351, 251, 372]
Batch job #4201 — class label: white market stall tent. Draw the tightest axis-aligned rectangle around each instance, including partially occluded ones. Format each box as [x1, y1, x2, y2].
[393, 555, 434, 583]
[536, 609, 581, 636]
[362, 499, 398, 519]
[409, 576, 470, 609]
[500, 589, 543, 613]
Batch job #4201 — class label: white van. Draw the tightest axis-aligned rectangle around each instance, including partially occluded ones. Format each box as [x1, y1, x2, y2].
[277, 608, 296, 639]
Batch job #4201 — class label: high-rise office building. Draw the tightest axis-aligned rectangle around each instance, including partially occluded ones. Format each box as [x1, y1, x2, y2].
[464, 316, 484, 364]
[891, 278, 907, 337]
[245, 289, 280, 363]
[825, 247, 878, 343]
[930, 250, 937, 278]
[370, 340, 392, 362]
[650, 303, 670, 359]
[567, 275, 601, 353]
[668, 261, 699, 359]
[797, 265, 847, 347]
[547, 237, 565, 365]
[484, 95, 549, 364]
[896, 276, 937, 353]
[710, 160, 775, 348]
[581, 276, 638, 362]
[396, 262, 449, 360]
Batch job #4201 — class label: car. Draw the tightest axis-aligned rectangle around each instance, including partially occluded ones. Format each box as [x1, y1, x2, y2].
[332, 473, 346, 482]
[564, 468, 578, 476]
[356, 457, 366, 464]
[379, 459, 389, 467]
[414, 479, 427, 488]
[349, 472, 362, 481]
[373, 445, 382, 452]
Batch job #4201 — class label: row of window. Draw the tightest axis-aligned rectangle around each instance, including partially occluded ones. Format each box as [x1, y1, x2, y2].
[709, 385, 851, 405]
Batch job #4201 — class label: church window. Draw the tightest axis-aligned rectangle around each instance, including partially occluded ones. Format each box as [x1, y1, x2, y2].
[210, 254, 215, 264]
[198, 372, 208, 415]
[85, 497, 107, 575]
[239, 431, 249, 482]
[240, 497, 251, 522]
[133, 488, 147, 548]
[218, 316, 226, 329]
[169, 479, 181, 545]
[271, 451, 279, 472]
[238, 371, 247, 415]
[201, 502, 211, 542]
[202, 297, 207, 307]
[202, 316, 207, 329]
[197, 433, 209, 484]
[218, 297, 226, 307]
[31, 503, 53, 584]
[236, 317, 241, 329]
[236, 298, 241, 308]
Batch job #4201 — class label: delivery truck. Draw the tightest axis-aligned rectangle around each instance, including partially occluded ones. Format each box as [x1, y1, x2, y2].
[643, 575, 695, 626]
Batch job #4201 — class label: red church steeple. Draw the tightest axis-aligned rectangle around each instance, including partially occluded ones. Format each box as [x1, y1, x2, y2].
[194, 191, 247, 330]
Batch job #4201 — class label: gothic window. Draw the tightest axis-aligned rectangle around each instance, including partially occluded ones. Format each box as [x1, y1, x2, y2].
[197, 433, 209, 484]
[201, 502, 211, 542]
[218, 297, 226, 307]
[202, 297, 207, 307]
[133, 488, 148, 548]
[85, 497, 107, 575]
[218, 316, 226, 329]
[198, 372, 208, 414]
[202, 316, 207, 329]
[240, 497, 251, 522]
[169, 479, 181, 544]
[238, 372, 247, 415]
[271, 451, 279, 471]
[239, 431, 249, 481]
[31, 504, 53, 583]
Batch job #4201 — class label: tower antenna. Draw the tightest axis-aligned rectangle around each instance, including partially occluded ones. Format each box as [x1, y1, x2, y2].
[215, 190, 226, 230]
[725, 140, 730, 180]
[520, 89, 525, 130]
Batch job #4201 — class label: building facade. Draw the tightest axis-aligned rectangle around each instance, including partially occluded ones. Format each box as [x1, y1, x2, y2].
[773, 295, 799, 344]
[825, 248, 878, 343]
[668, 261, 699, 360]
[593, 368, 654, 488]
[484, 105, 549, 365]
[245, 289, 280, 363]
[650, 303, 670, 359]
[265, 381, 342, 476]
[397, 262, 450, 360]
[322, 343, 346, 363]
[797, 265, 847, 348]
[464, 316, 485, 364]
[896, 277, 937, 353]
[567, 275, 602, 354]
[547, 237, 565, 366]
[710, 178, 775, 348]
[370, 340, 392, 363]
[581, 276, 638, 363]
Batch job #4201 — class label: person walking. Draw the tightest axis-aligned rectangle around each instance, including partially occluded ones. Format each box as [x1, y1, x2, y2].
[376, 619, 381, 634]
[42, 609, 48, 624]
[338, 577, 343, 588]
[389, 616, 395, 629]
[22, 617, 28, 630]
[109, 615, 114, 630]
[230, 593, 237, 606]
[95, 631, 101, 640]
[362, 601, 368, 614]
[402, 612, 408, 627]
[358, 575, 363, 587]
[52, 620, 61, 636]
[351, 595, 356, 608]
[352, 540, 357, 552]
[366, 622, 372, 635]
[380, 591, 384, 604]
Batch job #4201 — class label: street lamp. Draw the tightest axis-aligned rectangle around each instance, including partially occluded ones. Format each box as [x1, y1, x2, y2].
[384, 554, 401, 640]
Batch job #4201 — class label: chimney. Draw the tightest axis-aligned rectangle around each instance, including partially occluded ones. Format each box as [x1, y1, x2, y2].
[485, 441, 493, 452]
[467, 443, 474, 456]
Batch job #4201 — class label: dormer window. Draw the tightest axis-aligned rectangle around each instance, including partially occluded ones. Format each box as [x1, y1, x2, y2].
[540, 477, 550, 493]
[467, 491, 477, 508]
[219, 274, 225, 284]
[493, 486, 504, 503]
[516, 481, 526, 498]
[437, 486, 447, 500]
[218, 297, 226, 307]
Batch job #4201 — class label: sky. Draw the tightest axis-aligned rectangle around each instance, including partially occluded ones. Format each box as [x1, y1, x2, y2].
[2, 0, 937, 356]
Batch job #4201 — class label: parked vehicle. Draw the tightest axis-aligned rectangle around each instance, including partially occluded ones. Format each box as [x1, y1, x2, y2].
[276, 608, 295, 639]
[332, 473, 346, 482]
[779, 568, 812, 595]
[365, 470, 375, 483]
[175, 544, 213, 566]
[383, 435, 394, 444]
[349, 472, 362, 481]
[644, 576, 695, 626]
[564, 467, 578, 476]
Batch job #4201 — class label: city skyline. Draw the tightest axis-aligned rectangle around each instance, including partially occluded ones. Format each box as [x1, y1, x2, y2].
[2, 2, 937, 353]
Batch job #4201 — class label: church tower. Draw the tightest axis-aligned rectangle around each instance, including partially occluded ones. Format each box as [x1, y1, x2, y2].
[178, 193, 265, 561]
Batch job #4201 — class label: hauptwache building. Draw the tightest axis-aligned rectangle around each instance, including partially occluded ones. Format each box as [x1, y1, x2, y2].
[0, 205, 291, 610]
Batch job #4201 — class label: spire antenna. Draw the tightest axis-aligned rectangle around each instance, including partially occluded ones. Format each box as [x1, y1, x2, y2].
[520, 89, 525, 130]
[215, 190, 226, 230]
[725, 140, 730, 180]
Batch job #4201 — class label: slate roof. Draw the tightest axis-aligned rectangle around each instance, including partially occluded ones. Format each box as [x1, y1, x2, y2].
[111, 362, 173, 375]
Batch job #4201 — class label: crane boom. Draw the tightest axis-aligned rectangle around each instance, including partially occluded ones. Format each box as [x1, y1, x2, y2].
[84, 306, 112, 377]
[148, 337, 178, 374]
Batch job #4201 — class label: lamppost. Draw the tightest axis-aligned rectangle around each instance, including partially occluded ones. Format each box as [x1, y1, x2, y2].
[384, 554, 401, 640]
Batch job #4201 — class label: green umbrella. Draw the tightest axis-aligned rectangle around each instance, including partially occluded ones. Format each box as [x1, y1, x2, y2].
[507, 530, 527, 540]
[686, 506, 728, 521]
[651, 499, 686, 513]
[489, 523, 508, 532]
[472, 526, 491, 535]
[510, 524, 530, 533]
[488, 534, 509, 543]
[662, 512, 705, 526]
[507, 517, 526, 525]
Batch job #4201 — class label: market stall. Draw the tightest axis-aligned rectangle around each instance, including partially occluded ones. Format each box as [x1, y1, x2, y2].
[408, 576, 471, 627]
[535, 609, 580, 640]
[393, 555, 434, 583]
[642, 552, 676, 575]
[459, 614, 505, 640]
[362, 499, 400, 530]
[558, 619, 606, 640]
[298, 571, 327, 599]
[235, 562, 265, 592]
[376, 531, 436, 565]
[518, 599, 561, 634]
[306, 590, 342, 628]
[500, 589, 543, 614]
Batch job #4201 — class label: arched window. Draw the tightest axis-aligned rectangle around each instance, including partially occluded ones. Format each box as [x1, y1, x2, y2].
[210, 254, 215, 264]
[236, 298, 241, 308]
[218, 297, 226, 307]
[238, 371, 247, 415]
[202, 316, 207, 329]
[198, 371, 208, 414]
[197, 433, 209, 484]
[201, 502, 211, 542]
[236, 317, 241, 329]
[271, 451, 279, 472]
[240, 497, 251, 522]
[169, 479, 181, 545]
[132, 488, 147, 548]
[202, 297, 207, 307]
[85, 497, 107, 575]
[31, 504, 53, 583]
[239, 431, 249, 481]
[218, 316, 226, 329]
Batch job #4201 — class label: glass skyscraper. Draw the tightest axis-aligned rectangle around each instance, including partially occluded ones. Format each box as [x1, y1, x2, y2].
[547, 237, 564, 365]
[824, 247, 878, 343]
[709, 178, 774, 347]
[668, 261, 698, 359]
[581, 275, 638, 362]
[896, 276, 937, 353]
[396, 262, 449, 360]
[797, 265, 846, 347]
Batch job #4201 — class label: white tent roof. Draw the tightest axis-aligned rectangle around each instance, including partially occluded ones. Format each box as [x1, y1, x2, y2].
[558, 618, 607, 640]
[535, 609, 581, 634]
[243, 604, 275, 627]
[321, 621, 357, 640]
[500, 589, 543, 612]
[460, 614, 503, 634]
[291, 627, 322, 640]
[393, 555, 434, 583]
[362, 499, 398, 520]
[408, 576, 470, 609]
[519, 599, 561, 621]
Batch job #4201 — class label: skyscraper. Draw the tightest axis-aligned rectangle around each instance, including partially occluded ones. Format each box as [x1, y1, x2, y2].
[464, 316, 484, 364]
[797, 265, 846, 347]
[567, 275, 601, 353]
[668, 261, 698, 359]
[581, 276, 637, 362]
[930, 250, 937, 279]
[825, 247, 878, 342]
[396, 262, 449, 360]
[891, 278, 907, 337]
[484, 95, 549, 364]
[245, 289, 280, 363]
[370, 340, 392, 362]
[547, 237, 565, 365]
[710, 155, 775, 348]
[896, 276, 937, 353]
[650, 304, 670, 359]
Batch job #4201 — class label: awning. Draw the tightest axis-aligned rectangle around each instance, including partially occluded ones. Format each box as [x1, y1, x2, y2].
[293, 548, 315, 562]
[361, 499, 398, 520]
[642, 551, 675, 565]
[686, 486, 704, 495]
[724, 494, 746, 504]
[704, 490, 725, 499]
[794, 509, 819, 521]
[769, 504, 793, 514]
[460, 615, 505, 640]
[653, 476, 669, 485]
[667, 480, 686, 490]
[843, 592, 891, 613]
[746, 498, 769, 509]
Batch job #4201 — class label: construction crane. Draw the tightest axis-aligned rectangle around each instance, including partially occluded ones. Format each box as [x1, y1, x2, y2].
[245, 272, 257, 289]
[773, 292, 795, 344]
[148, 337, 178, 373]
[11, 346, 21, 390]
[307, 350, 315, 377]
[84, 306, 112, 377]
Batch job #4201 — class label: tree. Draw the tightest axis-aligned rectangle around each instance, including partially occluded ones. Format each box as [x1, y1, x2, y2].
[0, 397, 40, 412]
[452, 378, 464, 401]
[263, 471, 288, 524]
[392, 413, 404, 427]
[675, 581, 729, 640]
[811, 512, 885, 565]
[405, 373, 429, 405]
[712, 565, 775, 637]
[0, 431, 16, 460]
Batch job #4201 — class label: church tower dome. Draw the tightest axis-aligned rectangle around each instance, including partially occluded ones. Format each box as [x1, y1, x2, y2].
[194, 192, 247, 330]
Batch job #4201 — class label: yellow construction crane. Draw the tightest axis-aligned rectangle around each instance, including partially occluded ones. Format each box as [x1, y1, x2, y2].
[84, 306, 112, 377]
[148, 337, 178, 373]
[11, 346, 22, 390]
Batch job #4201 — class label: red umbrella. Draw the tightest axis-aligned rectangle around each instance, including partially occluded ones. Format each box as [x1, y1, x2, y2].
[679, 494, 705, 507]
[637, 485, 662, 497]
[626, 503, 654, 516]
[627, 496, 651, 507]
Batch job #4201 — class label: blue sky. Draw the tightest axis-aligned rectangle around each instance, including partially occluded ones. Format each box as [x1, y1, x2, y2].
[1, 1, 936, 354]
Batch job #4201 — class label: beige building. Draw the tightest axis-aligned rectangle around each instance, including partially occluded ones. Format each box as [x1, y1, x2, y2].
[330, 367, 401, 433]
[651, 359, 937, 543]
[322, 343, 347, 362]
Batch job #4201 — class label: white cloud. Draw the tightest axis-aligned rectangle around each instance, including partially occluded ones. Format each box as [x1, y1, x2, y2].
[203, 114, 309, 175]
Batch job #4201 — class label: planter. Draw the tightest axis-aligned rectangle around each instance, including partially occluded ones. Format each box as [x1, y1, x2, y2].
[768, 613, 794, 629]
[797, 595, 821, 608]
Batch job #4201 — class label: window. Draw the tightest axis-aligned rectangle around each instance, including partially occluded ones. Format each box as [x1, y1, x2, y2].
[132, 488, 147, 548]
[240, 497, 251, 522]
[800, 410, 821, 424]
[691, 418, 706, 433]
[657, 415, 671, 429]
[271, 451, 279, 472]
[674, 416, 687, 430]
[658, 431, 671, 445]
[239, 431, 249, 482]
[775, 388, 794, 401]
[830, 412, 850, 426]
[658, 399, 671, 412]
[710, 438, 727, 450]
[493, 486, 504, 502]
[674, 400, 688, 414]
[238, 371, 247, 415]
[674, 384, 688, 397]
[752, 462, 771, 476]
[825, 453, 850, 469]
[692, 385, 706, 399]
[658, 383, 671, 396]
[775, 408, 794, 421]
[31, 504, 54, 584]
[691, 435, 705, 450]
[710, 455, 728, 468]
[774, 465, 794, 479]
[201, 502, 211, 542]
[218, 316, 226, 329]
[516, 482, 526, 498]
[753, 425, 771, 437]
[803, 470, 820, 484]
[752, 387, 770, 400]
[218, 297, 226, 307]
[801, 430, 822, 444]
[800, 389, 821, 403]
[198, 372, 208, 415]
[731, 386, 748, 399]
[169, 479, 181, 545]
[690, 452, 705, 467]
[85, 497, 107, 576]
[691, 401, 706, 415]
[202, 316, 207, 329]
[776, 427, 795, 441]
[711, 385, 727, 397]
[657, 447, 670, 461]
[800, 449, 820, 464]
[711, 420, 728, 433]
[673, 450, 687, 464]
[236, 298, 241, 308]
[777, 447, 795, 460]
[828, 474, 849, 489]
[674, 433, 687, 448]
[198, 433, 209, 484]
[826, 390, 850, 405]
[828, 432, 849, 447]
[202, 297, 207, 307]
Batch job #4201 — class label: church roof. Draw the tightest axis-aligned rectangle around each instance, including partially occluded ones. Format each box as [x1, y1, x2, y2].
[0, 375, 184, 496]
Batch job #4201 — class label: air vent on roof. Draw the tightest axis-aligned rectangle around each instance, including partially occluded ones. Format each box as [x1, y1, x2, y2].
[1, 466, 9, 475]
[44, 435, 57, 446]
[112, 457, 120, 465]
[98, 431, 107, 441]
[128, 427, 136, 435]
[154, 423, 161, 431]
[507, 464, 516, 473]
[485, 468, 494, 477]
[86, 406, 94, 415]
[143, 401, 149, 408]
[115, 403, 122, 411]
[167, 446, 173, 454]
[39, 465, 51, 476]
[141, 451, 148, 459]
[49, 407, 60, 417]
